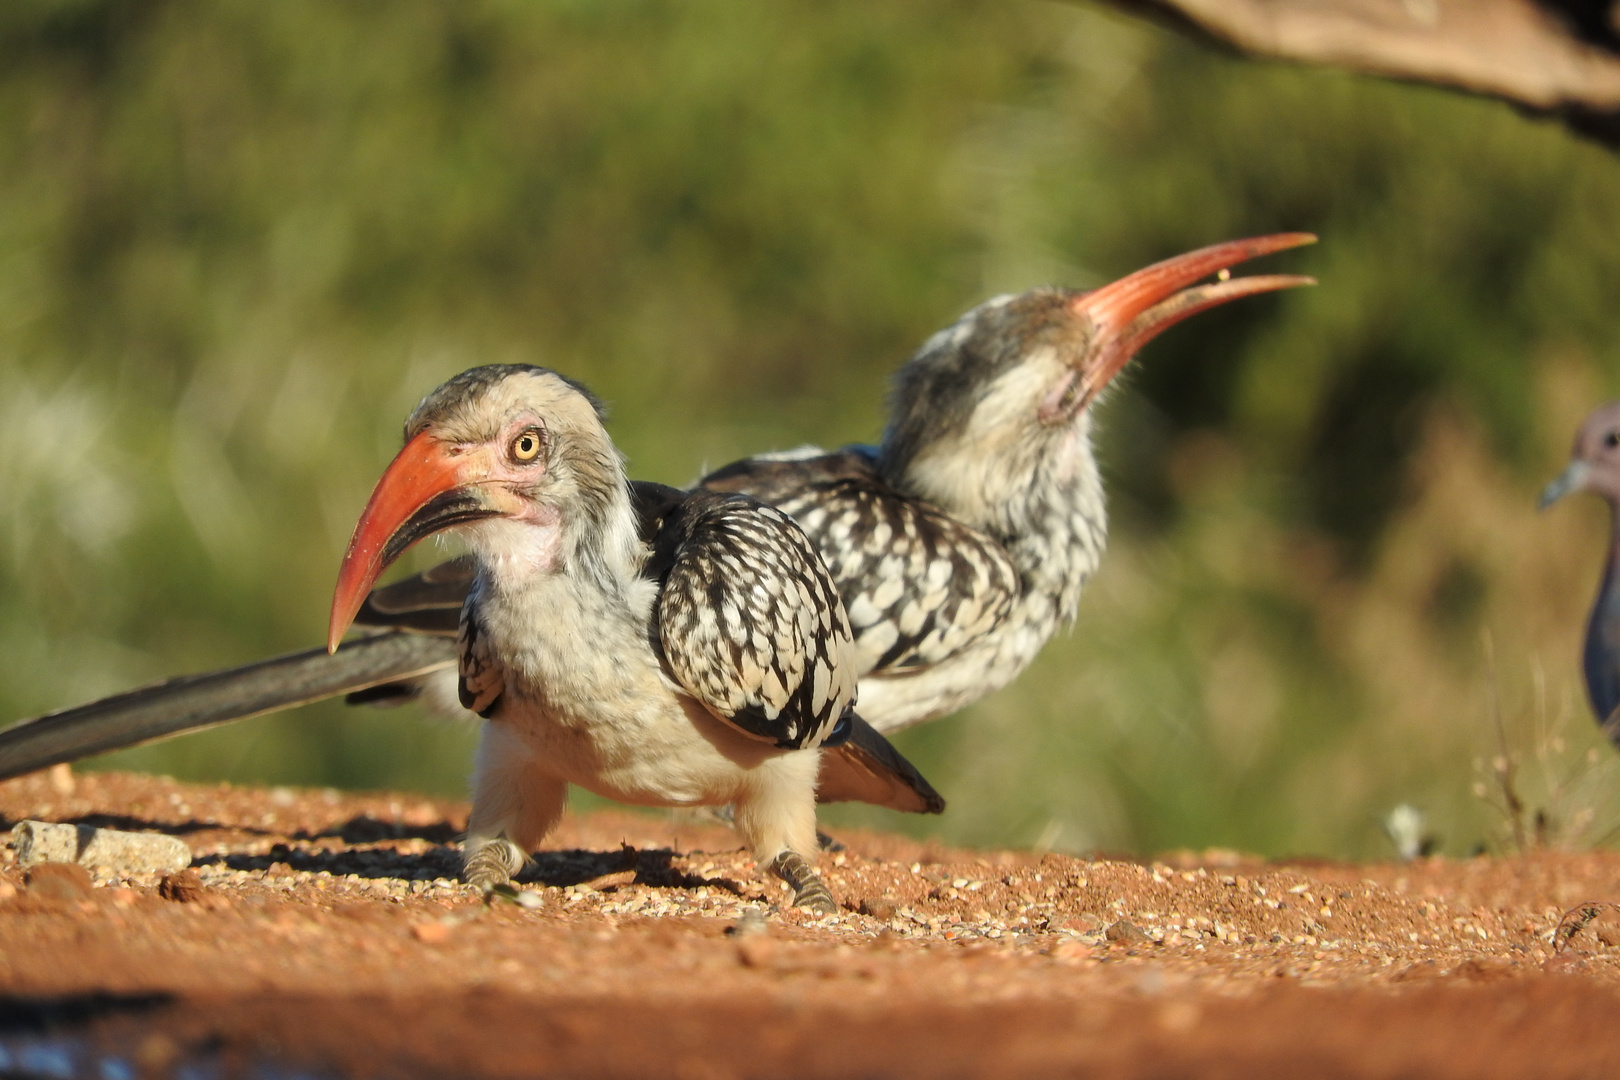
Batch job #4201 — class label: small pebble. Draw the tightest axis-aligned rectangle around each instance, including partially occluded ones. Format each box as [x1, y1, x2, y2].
[729, 907, 769, 937]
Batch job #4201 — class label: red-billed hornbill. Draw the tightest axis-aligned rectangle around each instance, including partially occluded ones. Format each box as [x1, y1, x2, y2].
[329, 365, 922, 908]
[0, 233, 1313, 819]
[701, 233, 1314, 730]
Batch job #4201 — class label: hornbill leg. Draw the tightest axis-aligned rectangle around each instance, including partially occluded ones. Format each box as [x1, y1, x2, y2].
[713, 809, 842, 851]
[718, 805, 844, 851]
[462, 726, 567, 890]
[771, 850, 837, 915]
[731, 754, 832, 911]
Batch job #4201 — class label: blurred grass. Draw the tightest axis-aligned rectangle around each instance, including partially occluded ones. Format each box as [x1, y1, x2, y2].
[3, 1, 1620, 858]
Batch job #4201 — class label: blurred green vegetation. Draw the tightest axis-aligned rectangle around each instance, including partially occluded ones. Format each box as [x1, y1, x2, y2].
[3, 0, 1619, 859]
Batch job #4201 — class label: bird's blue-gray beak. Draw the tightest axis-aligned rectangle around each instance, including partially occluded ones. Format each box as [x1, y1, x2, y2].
[1540, 461, 1591, 510]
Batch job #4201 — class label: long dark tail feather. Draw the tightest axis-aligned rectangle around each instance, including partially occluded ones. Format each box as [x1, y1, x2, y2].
[0, 632, 457, 783]
[816, 712, 946, 814]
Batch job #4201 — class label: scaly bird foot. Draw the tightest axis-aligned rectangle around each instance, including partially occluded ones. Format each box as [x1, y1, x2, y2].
[462, 837, 525, 891]
[771, 850, 837, 915]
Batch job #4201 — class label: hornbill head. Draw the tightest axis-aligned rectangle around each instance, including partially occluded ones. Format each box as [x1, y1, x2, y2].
[1542, 402, 1620, 512]
[877, 233, 1316, 523]
[328, 365, 630, 652]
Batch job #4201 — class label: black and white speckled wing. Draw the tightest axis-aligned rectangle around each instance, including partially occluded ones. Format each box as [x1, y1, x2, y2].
[649, 490, 858, 751]
[701, 449, 1021, 675]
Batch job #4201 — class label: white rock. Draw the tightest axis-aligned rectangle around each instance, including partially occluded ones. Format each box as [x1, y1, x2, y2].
[11, 820, 192, 874]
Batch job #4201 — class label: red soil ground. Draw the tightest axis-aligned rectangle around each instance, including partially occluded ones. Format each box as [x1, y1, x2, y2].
[4, 767, 1620, 1079]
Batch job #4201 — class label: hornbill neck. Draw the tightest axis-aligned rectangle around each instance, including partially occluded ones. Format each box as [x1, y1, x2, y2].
[878, 402, 1101, 538]
[468, 468, 645, 604]
[880, 406, 1106, 626]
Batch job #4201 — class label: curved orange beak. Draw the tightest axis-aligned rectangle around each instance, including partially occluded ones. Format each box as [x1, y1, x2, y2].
[1065, 232, 1316, 413]
[327, 432, 505, 652]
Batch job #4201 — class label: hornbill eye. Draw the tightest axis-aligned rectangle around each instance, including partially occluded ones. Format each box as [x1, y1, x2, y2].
[511, 428, 544, 463]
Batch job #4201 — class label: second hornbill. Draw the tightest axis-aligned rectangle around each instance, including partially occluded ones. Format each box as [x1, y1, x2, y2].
[0, 233, 1315, 779]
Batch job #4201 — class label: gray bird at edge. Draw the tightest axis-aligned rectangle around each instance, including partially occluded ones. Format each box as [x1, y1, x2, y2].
[1542, 402, 1620, 744]
[0, 233, 1316, 831]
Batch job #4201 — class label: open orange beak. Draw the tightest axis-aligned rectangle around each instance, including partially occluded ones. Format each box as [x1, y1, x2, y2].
[1063, 233, 1316, 414]
[327, 432, 506, 652]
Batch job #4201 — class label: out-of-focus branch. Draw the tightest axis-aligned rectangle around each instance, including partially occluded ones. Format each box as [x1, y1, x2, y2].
[1104, 0, 1620, 145]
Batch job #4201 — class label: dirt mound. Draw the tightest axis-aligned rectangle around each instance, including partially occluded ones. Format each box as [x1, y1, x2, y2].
[2, 768, 1619, 1078]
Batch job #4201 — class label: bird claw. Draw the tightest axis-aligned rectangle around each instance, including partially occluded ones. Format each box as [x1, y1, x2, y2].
[770, 850, 838, 915]
[463, 837, 525, 891]
[793, 881, 838, 916]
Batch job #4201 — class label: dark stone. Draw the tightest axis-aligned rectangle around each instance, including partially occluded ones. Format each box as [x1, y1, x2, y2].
[1105, 920, 1154, 946]
[159, 869, 206, 903]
